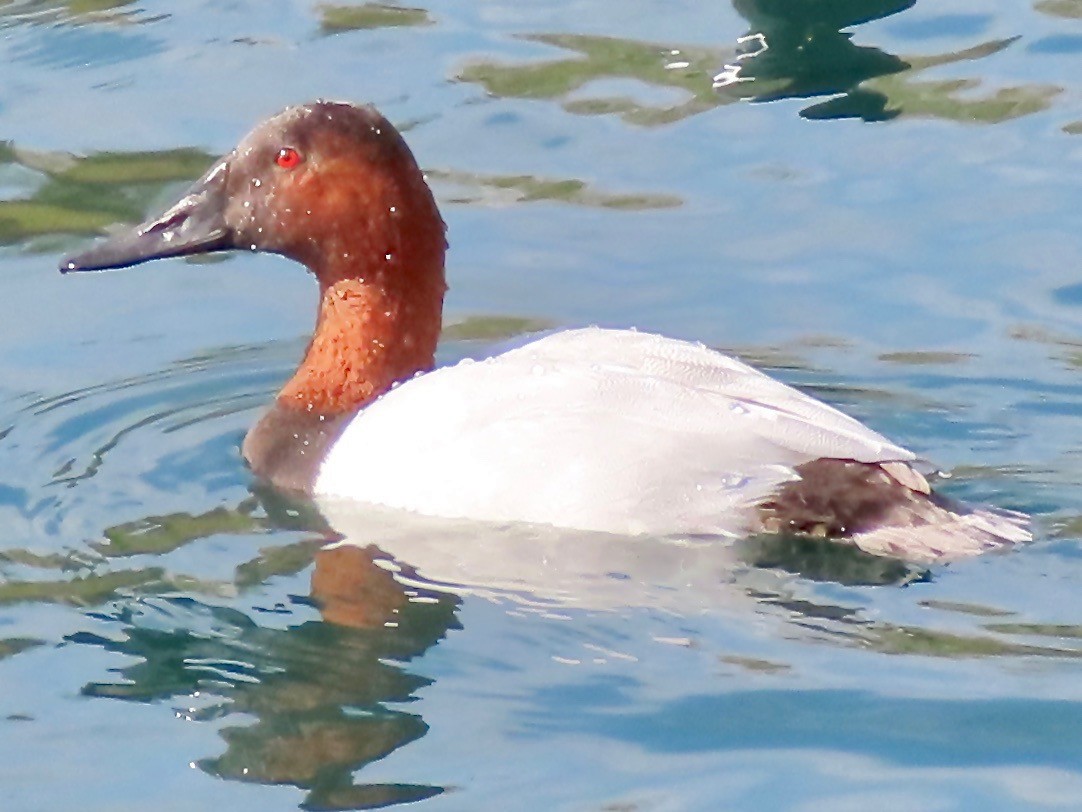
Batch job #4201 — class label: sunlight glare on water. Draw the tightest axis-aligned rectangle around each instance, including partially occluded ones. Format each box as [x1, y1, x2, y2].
[0, 1, 1081, 810]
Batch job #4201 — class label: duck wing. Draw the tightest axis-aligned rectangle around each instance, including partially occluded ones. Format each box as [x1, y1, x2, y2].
[316, 328, 923, 537]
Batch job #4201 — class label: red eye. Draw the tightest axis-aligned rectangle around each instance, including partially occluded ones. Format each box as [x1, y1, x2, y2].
[275, 147, 302, 169]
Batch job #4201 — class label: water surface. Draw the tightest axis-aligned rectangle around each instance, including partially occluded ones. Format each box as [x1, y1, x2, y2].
[1, 1, 1081, 809]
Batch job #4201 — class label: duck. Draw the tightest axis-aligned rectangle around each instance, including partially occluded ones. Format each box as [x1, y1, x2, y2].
[60, 100, 1030, 562]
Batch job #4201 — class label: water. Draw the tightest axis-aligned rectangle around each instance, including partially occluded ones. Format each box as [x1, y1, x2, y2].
[1, 1, 1081, 809]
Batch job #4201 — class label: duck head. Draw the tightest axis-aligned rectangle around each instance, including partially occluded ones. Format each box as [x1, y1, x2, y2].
[60, 100, 446, 286]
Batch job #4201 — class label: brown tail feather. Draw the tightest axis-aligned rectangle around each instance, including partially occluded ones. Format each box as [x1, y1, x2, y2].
[755, 458, 1031, 562]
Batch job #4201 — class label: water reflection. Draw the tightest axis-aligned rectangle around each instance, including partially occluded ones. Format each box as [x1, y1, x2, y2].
[459, 0, 1059, 124]
[38, 486, 1075, 806]
[0, 142, 214, 248]
[55, 495, 896, 807]
[1034, 0, 1082, 20]
[74, 543, 457, 809]
[457, 32, 732, 126]
[0, 0, 141, 28]
[0, 142, 680, 249]
[318, 3, 433, 34]
[723, 0, 1059, 120]
[428, 168, 682, 210]
[714, 0, 914, 120]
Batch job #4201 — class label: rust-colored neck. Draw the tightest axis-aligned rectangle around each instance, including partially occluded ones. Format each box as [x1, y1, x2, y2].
[242, 247, 445, 492]
[279, 253, 446, 415]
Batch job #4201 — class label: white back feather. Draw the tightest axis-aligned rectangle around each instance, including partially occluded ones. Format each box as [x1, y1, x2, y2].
[316, 327, 917, 535]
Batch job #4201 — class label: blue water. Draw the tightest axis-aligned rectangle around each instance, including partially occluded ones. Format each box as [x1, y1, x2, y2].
[1, 1, 1081, 809]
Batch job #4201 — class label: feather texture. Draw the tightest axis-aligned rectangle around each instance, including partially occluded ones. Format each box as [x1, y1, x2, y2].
[317, 328, 923, 536]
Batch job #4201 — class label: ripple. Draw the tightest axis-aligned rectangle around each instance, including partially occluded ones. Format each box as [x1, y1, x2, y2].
[7, 24, 162, 71]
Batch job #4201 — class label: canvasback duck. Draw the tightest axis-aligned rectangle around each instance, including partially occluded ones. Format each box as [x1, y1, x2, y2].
[60, 101, 1029, 561]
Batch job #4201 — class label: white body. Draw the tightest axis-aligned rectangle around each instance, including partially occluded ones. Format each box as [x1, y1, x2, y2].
[315, 328, 917, 537]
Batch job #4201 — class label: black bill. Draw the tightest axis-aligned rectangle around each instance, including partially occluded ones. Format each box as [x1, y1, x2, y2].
[59, 159, 235, 273]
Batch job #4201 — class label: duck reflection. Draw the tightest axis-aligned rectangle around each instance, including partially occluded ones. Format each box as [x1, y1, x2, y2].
[59, 481, 1082, 810]
[316, 499, 916, 615]
[77, 535, 458, 809]
[59, 483, 918, 809]
[198, 543, 456, 810]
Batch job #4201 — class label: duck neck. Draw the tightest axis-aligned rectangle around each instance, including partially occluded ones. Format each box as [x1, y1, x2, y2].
[242, 254, 445, 494]
[280, 259, 446, 415]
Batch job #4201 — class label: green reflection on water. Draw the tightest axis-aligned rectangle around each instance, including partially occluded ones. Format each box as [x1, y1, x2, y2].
[867, 623, 1082, 657]
[858, 42, 1060, 123]
[878, 350, 975, 366]
[430, 168, 682, 210]
[0, 201, 117, 244]
[722, 0, 913, 118]
[318, 2, 432, 33]
[53, 149, 211, 185]
[1035, 0, 1082, 19]
[458, 0, 1059, 124]
[738, 533, 919, 586]
[0, 479, 1073, 807]
[73, 542, 459, 810]
[1010, 324, 1082, 371]
[458, 33, 728, 127]
[1, 143, 670, 249]
[0, 0, 138, 26]
[0, 637, 44, 659]
[725, 2, 1060, 122]
[97, 501, 267, 558]
[918, 599, 1014, 618]
[234, 539, 324, 589]
[0, 567, 165, 606]
[441, 314, 554, 341]
[984, 622, 1082, 639]
[0, 145, 215, 247]
[0, 547, 97, 571]
[1053, 516, 1082, 540]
